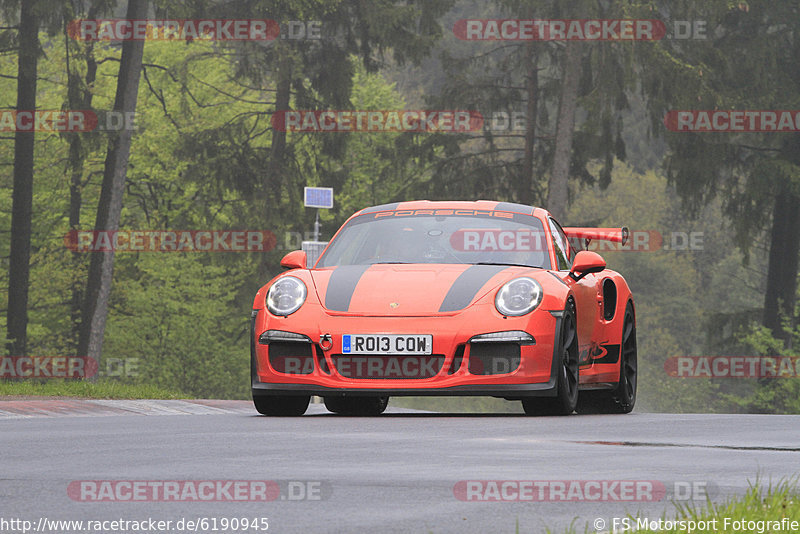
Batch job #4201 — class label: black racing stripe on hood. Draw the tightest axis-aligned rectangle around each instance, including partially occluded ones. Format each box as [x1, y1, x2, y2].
[438, 265, 509, 312]
[325, 264, 371, 311]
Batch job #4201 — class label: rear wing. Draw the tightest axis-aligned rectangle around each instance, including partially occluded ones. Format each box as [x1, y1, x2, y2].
[563, 227, 629, 247]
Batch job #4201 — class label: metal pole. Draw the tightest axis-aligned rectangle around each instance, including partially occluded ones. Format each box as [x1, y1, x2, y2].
[313, 209, 320, 241]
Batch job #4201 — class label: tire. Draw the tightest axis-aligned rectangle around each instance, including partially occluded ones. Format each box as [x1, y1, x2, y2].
[253, 395, 310, 416]
[522, 301, 579, 416]
[576, 301, 637, 414]
[324, 396, 389, 416]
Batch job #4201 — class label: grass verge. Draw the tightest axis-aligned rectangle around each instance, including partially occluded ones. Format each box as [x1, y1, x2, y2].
[556, 478, 800, 533]
[0, 380, 188, 399]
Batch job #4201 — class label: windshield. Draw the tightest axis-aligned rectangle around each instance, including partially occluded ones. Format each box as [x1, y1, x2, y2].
[317, 211, 550, 269]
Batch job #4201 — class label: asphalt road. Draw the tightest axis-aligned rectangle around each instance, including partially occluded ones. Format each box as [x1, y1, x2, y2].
[1, 400, 799, 534]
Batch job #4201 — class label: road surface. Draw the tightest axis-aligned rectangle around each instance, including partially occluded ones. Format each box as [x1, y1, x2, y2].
[1, 400, 798, 533]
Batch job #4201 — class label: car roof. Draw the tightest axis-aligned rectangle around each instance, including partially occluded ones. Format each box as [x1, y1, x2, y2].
[357, 200, 548, 218]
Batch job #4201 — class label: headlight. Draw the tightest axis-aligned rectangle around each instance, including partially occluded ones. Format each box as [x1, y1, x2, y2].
[470, 331, 535, 344]
[267, 276, 307, 316]
[495, 277, 543, 316]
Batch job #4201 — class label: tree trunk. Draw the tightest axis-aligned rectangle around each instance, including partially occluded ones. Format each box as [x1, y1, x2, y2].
[519, 42, 538, 206]
[6, 0, 40, 357]
[78, 0, 148, 368]
[67, 8, 99, 352]
[261, 45, 292, 277]
[268, 47, 292, 198]
[547, 42, 582, 221]
[763, 185, 800, 347]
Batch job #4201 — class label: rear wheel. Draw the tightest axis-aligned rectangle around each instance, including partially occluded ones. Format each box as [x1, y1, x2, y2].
[522, 301, 579, 416]
[253, 395, 310, 416]
[324, 396, 389, 416]
[576, 302, 637, 414]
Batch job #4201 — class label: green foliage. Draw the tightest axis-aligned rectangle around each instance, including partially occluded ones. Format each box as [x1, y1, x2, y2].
[1, 17, 442, 399]
[104, 254, 248, 399]
[616, 478, 800, 534]
[547, 477, 800, 533]
[0, 379, 187, 399]
[2, 1, 799, 412]
[321, 61, 438, 225]
[717, 321, 800, 413]
[408, 0, 643, 204]
[568, 160, 765, 412]
[3, 35, 268, 398]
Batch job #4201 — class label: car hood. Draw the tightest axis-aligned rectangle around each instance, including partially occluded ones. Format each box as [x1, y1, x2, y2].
[309, 263, 526, 316]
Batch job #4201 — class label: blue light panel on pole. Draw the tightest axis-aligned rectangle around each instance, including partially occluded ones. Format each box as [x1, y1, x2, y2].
[304, 187, 334, 209]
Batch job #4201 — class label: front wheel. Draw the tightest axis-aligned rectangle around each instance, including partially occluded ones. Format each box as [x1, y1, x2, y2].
[522, 301, 579, 416]
[324, 396, 389, 416]
[576, 301, 637, 414]
[253, 395, 310, 416]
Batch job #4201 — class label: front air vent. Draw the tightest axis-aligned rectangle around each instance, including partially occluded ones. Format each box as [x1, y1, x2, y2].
[268, 342, 315, 375]
[448, 345, 465, 374]
[468, 343, 521, 375]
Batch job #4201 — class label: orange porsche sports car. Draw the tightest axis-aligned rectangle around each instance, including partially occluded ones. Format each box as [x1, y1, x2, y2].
[251, 201, 636, 416]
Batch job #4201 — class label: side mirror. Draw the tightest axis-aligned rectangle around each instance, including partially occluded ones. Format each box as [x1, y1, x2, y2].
[570, 250, 606, 281]
[280, 250, 307, 270]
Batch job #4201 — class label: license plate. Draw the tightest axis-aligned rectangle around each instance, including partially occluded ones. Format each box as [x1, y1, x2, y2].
[341, 334, 432, 355]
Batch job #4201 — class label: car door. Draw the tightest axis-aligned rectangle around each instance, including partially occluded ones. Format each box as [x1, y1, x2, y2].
[548, 218, 600, 361]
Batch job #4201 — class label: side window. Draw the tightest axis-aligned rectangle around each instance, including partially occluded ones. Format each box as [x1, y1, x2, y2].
[558, 221, 576, 262]
[548, 218, 572, 270]
[567, 236, 584, 256]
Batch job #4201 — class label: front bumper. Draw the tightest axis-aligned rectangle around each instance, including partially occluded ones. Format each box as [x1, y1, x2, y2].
[251, 382, 558, 397]
[250, 303, 561, 398]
